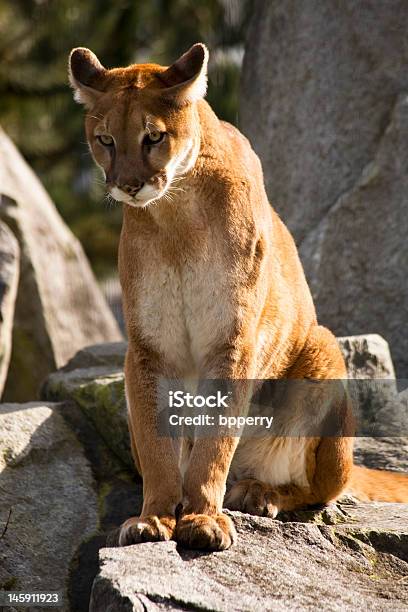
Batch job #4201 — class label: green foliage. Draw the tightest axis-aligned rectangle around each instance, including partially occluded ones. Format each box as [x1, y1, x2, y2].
[0, 0, 250, 277]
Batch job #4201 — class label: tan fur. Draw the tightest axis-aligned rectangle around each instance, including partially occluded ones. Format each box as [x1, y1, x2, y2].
[69, 44, 408, 550]
[349, 465, 408, 502]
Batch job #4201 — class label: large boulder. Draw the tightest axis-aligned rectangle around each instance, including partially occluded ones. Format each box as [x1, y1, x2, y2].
[240, 1, 408, 376]
[43, 342, 130, 466]
[0, 222, 19, 398]
[0, 402, 98, 610]
[90, 505, 408, 611]
[0, 126, 122, 402]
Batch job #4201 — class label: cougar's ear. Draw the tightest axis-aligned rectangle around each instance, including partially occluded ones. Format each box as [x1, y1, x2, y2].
[160, 43, 209, 105]
[69, 47, 107, 108]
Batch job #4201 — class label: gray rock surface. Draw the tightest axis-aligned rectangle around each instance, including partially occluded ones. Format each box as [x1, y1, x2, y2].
[0, 402, 98, 610]
[354, 436, 408, 473]
[0, 222, 19, 398]
[101, 276, 126, 336]
[337, 335, 396, 380]
[63, 340, 127, 371]
[0, 126, 122, 402]
[91, 505, 408, 611]
[337, 335, 406, 436]
[43, 360, 130, 467]
[240, 1, 408, 376]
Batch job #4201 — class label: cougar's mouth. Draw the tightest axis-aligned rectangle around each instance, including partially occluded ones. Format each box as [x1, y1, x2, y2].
[107, 146, 194, 209]
[109, 172, 168, 208]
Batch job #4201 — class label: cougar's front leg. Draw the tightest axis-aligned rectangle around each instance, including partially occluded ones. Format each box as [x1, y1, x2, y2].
[118, 346, 182, 546]
[176, 355, 254, 551]
[176, 436, 240, 550]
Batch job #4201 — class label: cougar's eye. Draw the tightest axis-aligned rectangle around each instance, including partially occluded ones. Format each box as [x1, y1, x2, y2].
[97, 134, 114, 146]
[143, 130, 165, 146]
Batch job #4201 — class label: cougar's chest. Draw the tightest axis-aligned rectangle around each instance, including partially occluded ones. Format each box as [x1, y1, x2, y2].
[136, 249, 233, 373]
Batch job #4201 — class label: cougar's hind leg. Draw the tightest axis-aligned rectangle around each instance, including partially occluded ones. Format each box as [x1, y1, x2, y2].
[288, 325, 354, 504]
[225, 326, 354, 516]
[225, 476, 314, 517]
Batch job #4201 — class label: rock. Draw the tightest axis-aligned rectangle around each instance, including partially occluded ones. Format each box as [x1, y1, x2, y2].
[62, 341, 127, 372]
[49, 343, 129, 468]
[91, 505, 408, 611]
[240, 2, 408, 377]
[337, 336, 408, 460]
[354, 436, 408, 473]
[337, 335, 408, 437]
[337, 335, 396, 380]
[43, 362, 130, 467]
[100, 276, 126, 336]
[0, 126, 122, 402]
[0, 222, 19, 398]
[0, 402, 98, 610]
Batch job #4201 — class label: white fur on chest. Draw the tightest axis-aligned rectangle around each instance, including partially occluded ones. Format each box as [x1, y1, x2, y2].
[136, 253, 233, 374]
[229, 436, 310, 489]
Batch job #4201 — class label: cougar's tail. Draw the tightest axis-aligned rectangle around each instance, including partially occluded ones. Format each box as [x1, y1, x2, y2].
[348, 465, 408, 503]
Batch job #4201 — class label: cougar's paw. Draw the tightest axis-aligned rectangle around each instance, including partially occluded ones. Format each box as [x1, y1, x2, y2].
[176, 513, 236, 551]
[118, 515, 175, 546]
[224, 479, 279, 518]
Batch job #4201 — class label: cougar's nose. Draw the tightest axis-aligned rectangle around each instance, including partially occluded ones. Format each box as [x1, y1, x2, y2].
[120, 182, 144, 197]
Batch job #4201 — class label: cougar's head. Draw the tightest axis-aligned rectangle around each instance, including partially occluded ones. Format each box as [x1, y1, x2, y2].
[69, 44, 208, 207]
